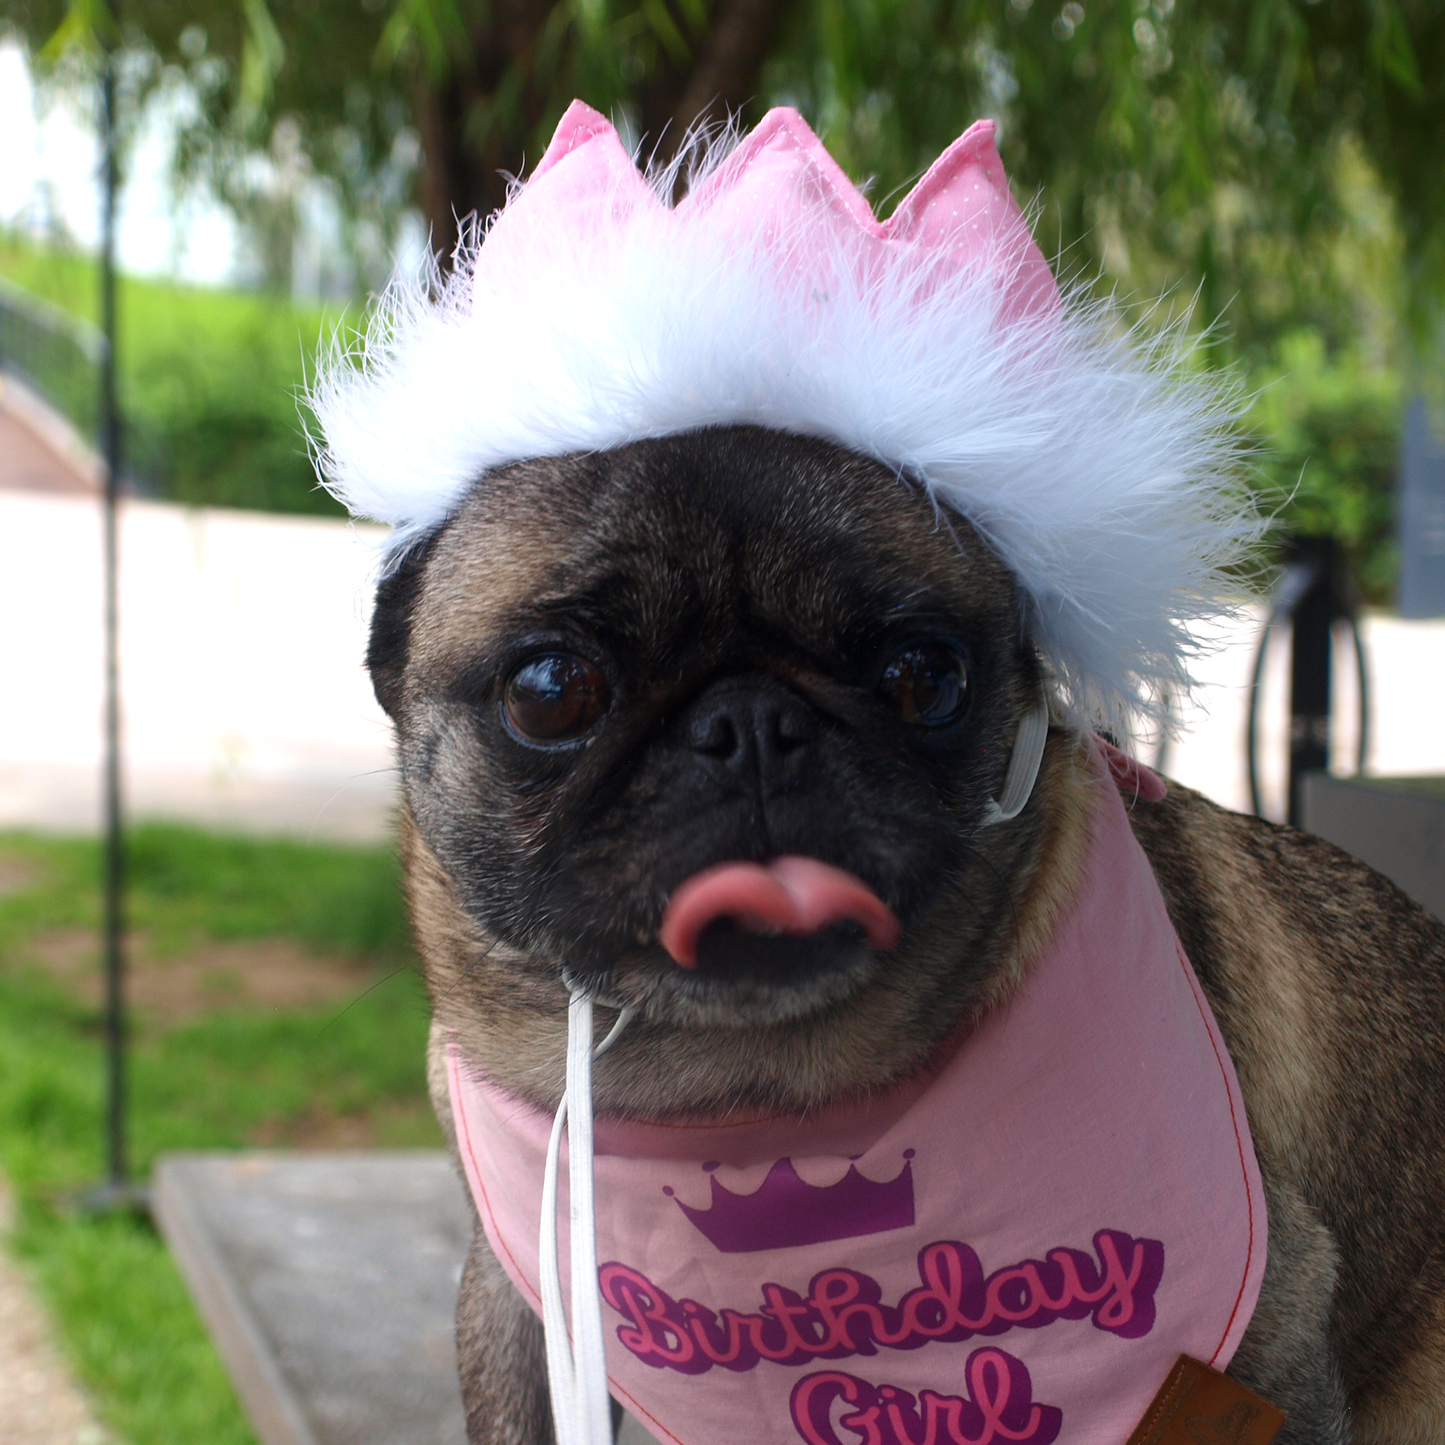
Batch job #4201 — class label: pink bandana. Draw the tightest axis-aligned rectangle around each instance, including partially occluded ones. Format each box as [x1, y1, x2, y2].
[448, 744, 1266, 1445]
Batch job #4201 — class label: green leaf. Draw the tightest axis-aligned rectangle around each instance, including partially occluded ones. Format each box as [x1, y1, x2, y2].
[238, 0, 286, 115]
[37, 0, 114, 60]
[641, 0, 693, 69]
[1369, 0, 1424, 100]
[376, 0, 474, 79]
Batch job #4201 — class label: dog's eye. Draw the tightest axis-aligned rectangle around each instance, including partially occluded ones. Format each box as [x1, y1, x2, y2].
[502, 653, 609, 743]
[878, 640, 970, 727]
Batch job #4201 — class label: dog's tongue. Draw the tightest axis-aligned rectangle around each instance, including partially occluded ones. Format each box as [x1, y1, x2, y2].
[658, 857, 901, 968]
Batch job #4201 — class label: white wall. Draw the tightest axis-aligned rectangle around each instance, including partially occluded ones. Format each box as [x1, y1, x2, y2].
[0, 492, 395, 840]
[1, 489, 1442, 841]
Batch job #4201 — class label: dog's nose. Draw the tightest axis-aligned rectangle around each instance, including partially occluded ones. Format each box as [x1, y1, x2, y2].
[683, 676, 820, 793]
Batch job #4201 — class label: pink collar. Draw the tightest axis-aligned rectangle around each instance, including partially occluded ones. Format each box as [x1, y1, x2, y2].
[449, 747, 1265, 1445]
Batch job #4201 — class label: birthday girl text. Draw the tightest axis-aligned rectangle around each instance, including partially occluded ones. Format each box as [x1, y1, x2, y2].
[599, 1228, 1164, 1375]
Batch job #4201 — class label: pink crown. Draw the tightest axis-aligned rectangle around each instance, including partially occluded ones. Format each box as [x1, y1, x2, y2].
[663, 1152, 915, 1253]
[484, 101, 1058, 324]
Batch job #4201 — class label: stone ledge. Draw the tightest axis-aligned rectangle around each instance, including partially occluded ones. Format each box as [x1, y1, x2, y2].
[153, 1152, 472, 1445]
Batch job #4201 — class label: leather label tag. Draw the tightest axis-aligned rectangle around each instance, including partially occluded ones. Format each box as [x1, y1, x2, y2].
[1127, 1355, 1287, 1445]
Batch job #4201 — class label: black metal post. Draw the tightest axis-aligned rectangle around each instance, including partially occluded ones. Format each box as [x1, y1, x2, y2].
[98, 35, 130, 1201]
[1287, 537, 1336, 828]
[1246, 535, 1369, 827]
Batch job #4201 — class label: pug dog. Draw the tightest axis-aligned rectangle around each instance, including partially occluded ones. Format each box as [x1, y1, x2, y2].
[314, 105, 1445, 1445]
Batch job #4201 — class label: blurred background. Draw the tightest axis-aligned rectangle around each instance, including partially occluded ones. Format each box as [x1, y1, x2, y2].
[0, 2, 1441, 1442]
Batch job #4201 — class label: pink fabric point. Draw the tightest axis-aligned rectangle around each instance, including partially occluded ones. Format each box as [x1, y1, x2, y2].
[490, 100, 1059, 326]
[658, 857, 902, 968]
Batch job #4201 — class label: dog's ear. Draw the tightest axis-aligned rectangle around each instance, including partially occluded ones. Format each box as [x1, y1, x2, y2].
[367, 531, 440, 718]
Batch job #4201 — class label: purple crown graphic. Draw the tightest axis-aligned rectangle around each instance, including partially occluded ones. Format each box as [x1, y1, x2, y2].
[664, 1151, 915, 1253]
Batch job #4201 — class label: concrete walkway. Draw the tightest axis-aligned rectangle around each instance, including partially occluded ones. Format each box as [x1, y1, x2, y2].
[0, 372, 100, 498]
[0, 406, 96, 497]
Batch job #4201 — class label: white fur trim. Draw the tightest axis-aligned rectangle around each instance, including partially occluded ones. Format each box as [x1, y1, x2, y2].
[309, 146, 1256, 736]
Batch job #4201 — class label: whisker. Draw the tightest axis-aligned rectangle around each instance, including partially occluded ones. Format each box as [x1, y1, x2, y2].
[319, 964, 413, 1032]
[438, 936, 500, 1005]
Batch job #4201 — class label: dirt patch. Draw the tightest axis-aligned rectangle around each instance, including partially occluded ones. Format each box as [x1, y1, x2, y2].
[0, 857, 39, 898]
[249, 1109, 385, 1149]
[18, 930, 377, 1025]
[248, 1099, 442, 1150]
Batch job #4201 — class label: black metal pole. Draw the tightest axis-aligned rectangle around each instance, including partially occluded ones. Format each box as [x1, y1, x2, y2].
[1287, 536, 1335, 828]
[99, 37, 128, 1195]
[1247, 537, 1370, 824]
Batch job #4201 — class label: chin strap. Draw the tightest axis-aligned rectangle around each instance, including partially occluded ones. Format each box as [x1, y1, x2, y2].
[981, 703, 1051, 826]
[540, 990, 634, 1445]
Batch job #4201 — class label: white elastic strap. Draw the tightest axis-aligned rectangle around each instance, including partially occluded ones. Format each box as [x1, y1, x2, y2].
[981, 703, 1050, 826]
[540, 991, 634, 1445]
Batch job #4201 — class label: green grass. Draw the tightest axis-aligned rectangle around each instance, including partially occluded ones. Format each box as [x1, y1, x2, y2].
[0, 235, 346, 516]
[0, 824, 440, 1445]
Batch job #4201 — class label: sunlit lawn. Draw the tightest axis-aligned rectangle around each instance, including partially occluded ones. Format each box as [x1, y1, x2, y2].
[0, 824, 439, 1445]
